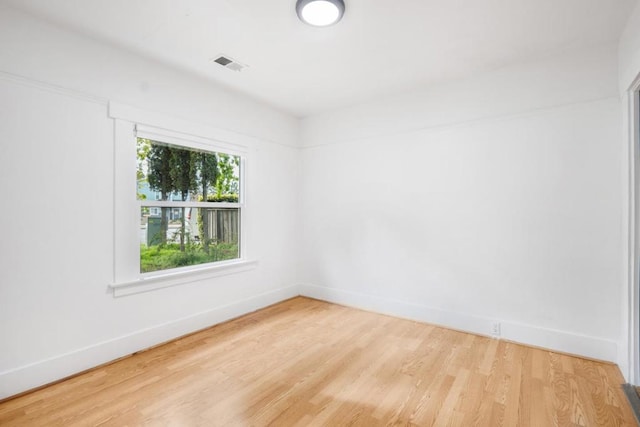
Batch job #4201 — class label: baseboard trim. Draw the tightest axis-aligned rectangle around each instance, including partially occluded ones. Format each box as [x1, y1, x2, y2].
[299, 284, 618, 363]
[0, 285, 299, 400]
[2, 283, 620, 400]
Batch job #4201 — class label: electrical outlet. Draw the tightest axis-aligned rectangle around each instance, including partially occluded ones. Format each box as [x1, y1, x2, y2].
[491, 322, 501, 337]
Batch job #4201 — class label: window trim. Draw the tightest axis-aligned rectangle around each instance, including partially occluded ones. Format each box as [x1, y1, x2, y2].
[111, 259, 258, 297]
[108, 102, 257, 297]
[626, 76, 640, 384]
[136, 138, 244, 277]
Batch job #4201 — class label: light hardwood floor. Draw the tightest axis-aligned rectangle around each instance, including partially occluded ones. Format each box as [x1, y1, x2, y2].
[0, 297, 636, 426]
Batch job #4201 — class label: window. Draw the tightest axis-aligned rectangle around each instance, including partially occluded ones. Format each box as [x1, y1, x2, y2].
[109, 103, 256, 296]
[137, 138, 241, 273]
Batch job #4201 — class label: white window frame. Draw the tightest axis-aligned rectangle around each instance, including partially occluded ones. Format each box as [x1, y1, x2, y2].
[108, 103, 257, 297]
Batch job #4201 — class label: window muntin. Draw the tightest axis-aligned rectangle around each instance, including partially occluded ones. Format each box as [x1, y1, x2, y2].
[137, 138, 241, 274]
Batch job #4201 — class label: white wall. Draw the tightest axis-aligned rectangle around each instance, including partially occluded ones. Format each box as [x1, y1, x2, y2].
[299, 45, 625, 363]
[0, 6, 299, 399]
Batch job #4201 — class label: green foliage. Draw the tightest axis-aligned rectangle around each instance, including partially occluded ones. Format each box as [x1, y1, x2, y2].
[198, 152, 218, 196]
[215, 153, 240, 198]
[168, 148, 198, 251]
[139, 138, 239, 202]
[146, 143, 174, 199]
[196, 152, 218, 253]
[146, 142, 173, 246]
[200, 194, 239, 202]
[136, 138, 152, 199]
[140, 242, 239, 273]
[137, 139, 151, 177]
[169, 148, 197, 201]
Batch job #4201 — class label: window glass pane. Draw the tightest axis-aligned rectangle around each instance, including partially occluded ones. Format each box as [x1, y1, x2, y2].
[140, 207, 240, 273]
[136, 138, 240, 203]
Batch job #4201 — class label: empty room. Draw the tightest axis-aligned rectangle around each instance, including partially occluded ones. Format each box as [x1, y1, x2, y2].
[2, 0, 640, 425]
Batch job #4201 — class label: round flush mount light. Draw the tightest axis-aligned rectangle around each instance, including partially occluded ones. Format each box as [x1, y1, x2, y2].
[296, 0, 345, 27]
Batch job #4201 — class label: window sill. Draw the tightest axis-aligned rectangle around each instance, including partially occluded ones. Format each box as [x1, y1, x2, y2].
[109, 259, 258, 297]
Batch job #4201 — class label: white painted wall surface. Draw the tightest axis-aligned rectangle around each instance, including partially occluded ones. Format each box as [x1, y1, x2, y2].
[0, 6, 297, 147]
[299, 46, 624, 364]
[0, 7, 299, 399]
[302, 45, 619, 147]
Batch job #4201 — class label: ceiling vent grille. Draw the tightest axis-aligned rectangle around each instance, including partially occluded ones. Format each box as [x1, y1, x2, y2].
[212, 55, 247, 72]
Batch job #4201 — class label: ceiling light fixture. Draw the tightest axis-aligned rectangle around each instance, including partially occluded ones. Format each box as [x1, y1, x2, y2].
[296, 0, 345, 27]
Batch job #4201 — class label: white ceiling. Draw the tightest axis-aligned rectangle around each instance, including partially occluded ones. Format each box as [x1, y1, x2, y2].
[3, 0, 636, 117]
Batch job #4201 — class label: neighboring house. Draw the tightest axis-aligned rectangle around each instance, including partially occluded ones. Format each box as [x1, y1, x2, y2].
[138, 180, 188, 220]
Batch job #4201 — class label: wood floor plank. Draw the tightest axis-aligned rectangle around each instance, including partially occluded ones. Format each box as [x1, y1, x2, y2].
[0, 297, 636, 426]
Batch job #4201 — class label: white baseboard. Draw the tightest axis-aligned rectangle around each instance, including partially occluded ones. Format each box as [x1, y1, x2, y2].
[0, 285, 299, 400]
[2, 283, 620, 400]
[300, 284, 618, 363]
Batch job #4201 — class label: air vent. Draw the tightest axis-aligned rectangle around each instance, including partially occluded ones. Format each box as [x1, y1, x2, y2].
[213, 56, 232, 66]
[212, 55, 247, 72]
